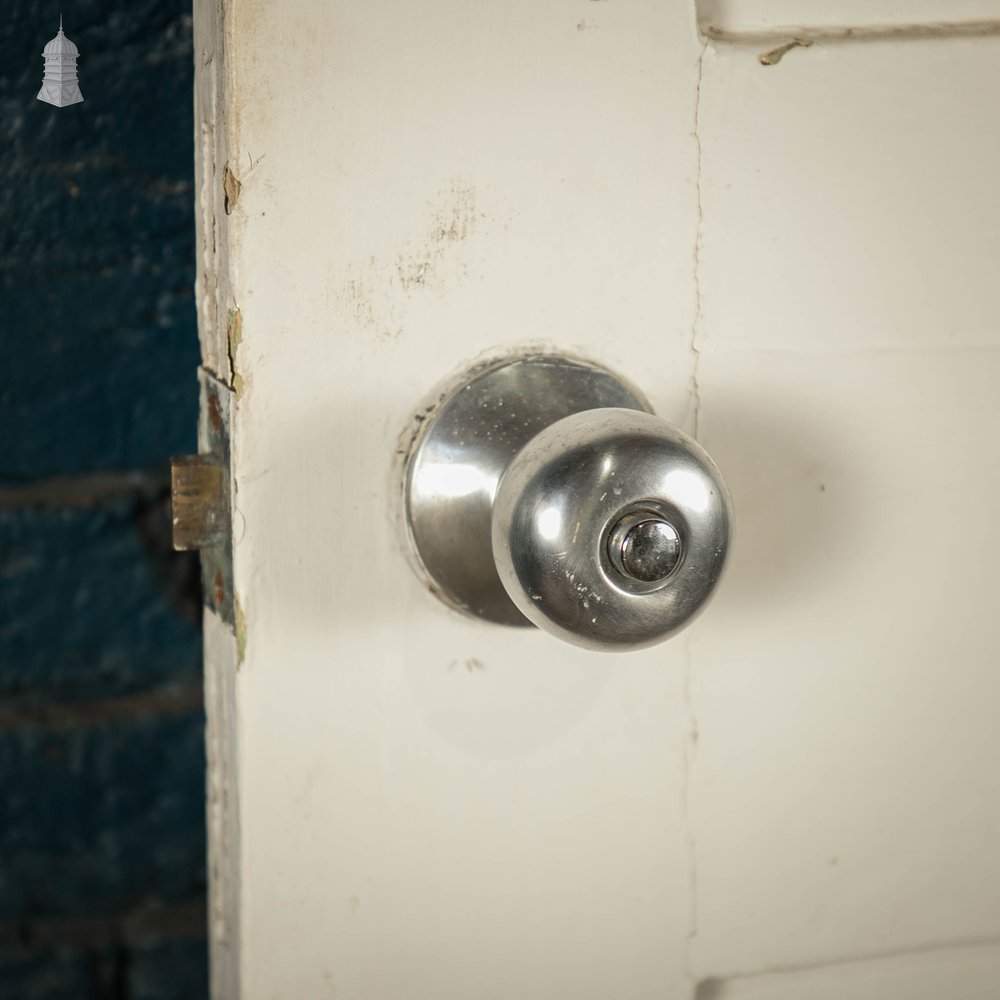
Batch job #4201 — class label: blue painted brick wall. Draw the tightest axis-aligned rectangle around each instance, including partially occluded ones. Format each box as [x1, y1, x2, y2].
[1, 0, 200, 481]
[0, 1, 207, 997]
[0, 938, 208, 1000]
[0, 713, 205, 919]
[0, 501, 201, 701]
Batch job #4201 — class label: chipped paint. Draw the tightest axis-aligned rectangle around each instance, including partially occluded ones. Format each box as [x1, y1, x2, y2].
[234, 597, 247, 666]
[759, 39, 813, 66]
[226, 307, 245, 397]
[226, 307, 242, 375]
[223, 163, 241, 214]
[196, 372, 235, 629]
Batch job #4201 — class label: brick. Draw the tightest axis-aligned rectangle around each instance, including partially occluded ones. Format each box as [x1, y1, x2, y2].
[0, 938, 209, 1000]
[0, 495, 202, 700]
[0, 711, 206, 919]
[0, 950, 93, 1000]
[129, 937, 209, 1000]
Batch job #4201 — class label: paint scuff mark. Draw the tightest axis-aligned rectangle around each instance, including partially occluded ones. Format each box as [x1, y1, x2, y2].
[342, 178, 489, 339]
[430, 180, 479, 244]
[223, 162, 241, 214]
[395, 179, 481, 291]
[396, 257, 432, 290]
[344, 256, 404, 341]
[446, 657, 486, 673]
[759, 38, 813, 66]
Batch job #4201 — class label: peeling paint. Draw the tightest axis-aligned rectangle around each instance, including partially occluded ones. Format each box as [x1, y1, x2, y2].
[226, 307, 244, 397]
[223, 163, 241, 214]
[234, 598, 247, 666]
[759, 39, 813, 66]
[226, 308, 242, 371]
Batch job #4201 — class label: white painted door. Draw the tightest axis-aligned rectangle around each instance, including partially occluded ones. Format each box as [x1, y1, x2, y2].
[193, 2, 1000, 997]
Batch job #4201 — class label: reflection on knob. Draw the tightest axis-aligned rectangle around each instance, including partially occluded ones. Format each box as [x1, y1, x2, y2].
[403, 353, 733, 652]
[492, 408, 731, 651]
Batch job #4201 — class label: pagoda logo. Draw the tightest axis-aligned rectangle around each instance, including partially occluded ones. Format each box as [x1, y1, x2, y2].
[38, 16, 83, 107]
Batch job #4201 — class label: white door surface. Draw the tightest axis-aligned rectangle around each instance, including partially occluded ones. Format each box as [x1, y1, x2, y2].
[193, 2, 1000, 997]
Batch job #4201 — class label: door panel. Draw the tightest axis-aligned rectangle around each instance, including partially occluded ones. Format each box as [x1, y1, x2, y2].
[692, 37, 1000, 978]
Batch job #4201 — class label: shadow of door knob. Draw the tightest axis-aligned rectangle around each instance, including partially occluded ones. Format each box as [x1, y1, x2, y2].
[403, 354, 732, 651]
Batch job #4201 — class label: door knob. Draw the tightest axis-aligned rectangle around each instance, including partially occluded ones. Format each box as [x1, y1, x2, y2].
[403, 354, 732, 651]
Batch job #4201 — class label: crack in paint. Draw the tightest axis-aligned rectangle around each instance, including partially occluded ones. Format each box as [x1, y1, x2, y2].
[689, 38, 708, 442]
[694, 935, 1000, 997]
[682, 631, 701, 991]
[682, 40, 710, 993]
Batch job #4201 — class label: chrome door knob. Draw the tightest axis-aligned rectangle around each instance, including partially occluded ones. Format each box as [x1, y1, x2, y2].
[403, 354, 732, 652]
